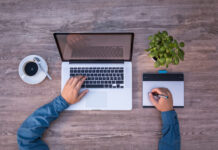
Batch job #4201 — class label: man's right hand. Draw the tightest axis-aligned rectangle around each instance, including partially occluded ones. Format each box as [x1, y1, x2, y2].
[149, 88, 173, 112]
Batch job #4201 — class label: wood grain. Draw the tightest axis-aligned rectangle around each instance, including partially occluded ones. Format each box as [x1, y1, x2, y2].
[0, 0, 218, 149]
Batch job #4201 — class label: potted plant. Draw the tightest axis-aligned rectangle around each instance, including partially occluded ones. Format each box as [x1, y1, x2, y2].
[145, 31, 185, 68]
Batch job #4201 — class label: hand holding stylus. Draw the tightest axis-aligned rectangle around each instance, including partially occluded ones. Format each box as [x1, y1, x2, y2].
[149, 88, 173, 112]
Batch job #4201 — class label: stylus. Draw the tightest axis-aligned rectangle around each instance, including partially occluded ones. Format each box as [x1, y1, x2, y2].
[148, 92, 168, 99]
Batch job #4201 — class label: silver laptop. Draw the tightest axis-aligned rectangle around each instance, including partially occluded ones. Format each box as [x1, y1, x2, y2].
[54, 33, 134, 110]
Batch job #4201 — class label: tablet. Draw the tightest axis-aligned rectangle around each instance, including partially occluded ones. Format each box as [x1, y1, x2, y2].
[142, 73, 184, 108]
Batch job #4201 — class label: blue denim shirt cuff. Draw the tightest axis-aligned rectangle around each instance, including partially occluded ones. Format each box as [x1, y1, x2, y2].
[53, 95, 69, 112]
[161, 110, 178, 125]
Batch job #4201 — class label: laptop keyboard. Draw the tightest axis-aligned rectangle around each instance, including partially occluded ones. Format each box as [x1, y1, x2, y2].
[70, 67, 124, 88]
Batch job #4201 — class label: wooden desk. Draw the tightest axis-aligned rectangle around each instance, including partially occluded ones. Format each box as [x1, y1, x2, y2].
[0, 0, 218, 149]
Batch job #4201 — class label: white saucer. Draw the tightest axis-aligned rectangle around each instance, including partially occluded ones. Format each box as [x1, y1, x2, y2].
[18, 55, 48, 85]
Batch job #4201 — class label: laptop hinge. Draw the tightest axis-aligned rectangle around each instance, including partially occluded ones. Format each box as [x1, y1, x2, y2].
[69, 60, 124, 64]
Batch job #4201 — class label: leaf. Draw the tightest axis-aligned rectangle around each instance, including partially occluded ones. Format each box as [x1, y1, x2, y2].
[169, 43, 174, 49]
[164, 43, 169, 48]
[171, 50, 177, 56]
[159, 53, 163, 57]
[154, 61, 160, 68]
[178, 49, 184, 60]
[153, 47, 157, 52]
[162, 31, 168, 36]
[166, 57, 172, 64]
[173, 40, 179, 48]
[148, 35, 153, 40]
[149, 42, 154, 47]
[164, 53, 168, 58]
[148, 51, 157, 57]
[145, 49, 150, 52]
[179, 42, 185, 47]
[155, 36, 160, 41]
[173, 56, 180, 65]
[160, 47, 165, 52]
[169, 36, 173, 42]
[159, 57, 166, 65]
[148, 53, 154, 57]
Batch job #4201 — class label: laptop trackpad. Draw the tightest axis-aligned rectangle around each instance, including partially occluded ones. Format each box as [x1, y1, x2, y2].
[85, 91, 107, 108]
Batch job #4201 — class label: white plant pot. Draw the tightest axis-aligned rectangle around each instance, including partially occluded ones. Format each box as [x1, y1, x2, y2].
[152, 57, 157, 62]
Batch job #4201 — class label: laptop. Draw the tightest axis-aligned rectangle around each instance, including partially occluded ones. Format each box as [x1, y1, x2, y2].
[54, 33, 134, 110]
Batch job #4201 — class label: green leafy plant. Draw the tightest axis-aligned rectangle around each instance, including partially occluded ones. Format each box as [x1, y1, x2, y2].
[145, 31, 185, 68]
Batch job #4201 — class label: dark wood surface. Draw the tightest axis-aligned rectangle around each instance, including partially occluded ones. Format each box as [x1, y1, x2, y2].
[0, 0, 218, 149]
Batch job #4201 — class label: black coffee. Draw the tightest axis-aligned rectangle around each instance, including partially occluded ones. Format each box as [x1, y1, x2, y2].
[24, 62, 38, 76]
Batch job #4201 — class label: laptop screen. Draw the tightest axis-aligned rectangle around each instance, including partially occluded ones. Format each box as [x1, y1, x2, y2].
[54, 33, 133, 61]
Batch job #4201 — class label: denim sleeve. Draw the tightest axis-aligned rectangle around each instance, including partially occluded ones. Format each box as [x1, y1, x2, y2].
[17, 95, 69, 150]
[159, 110, 180, 150]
